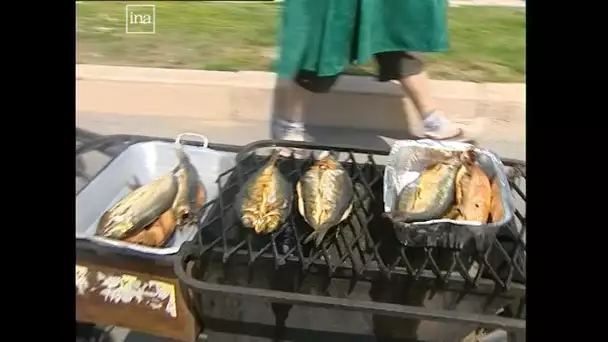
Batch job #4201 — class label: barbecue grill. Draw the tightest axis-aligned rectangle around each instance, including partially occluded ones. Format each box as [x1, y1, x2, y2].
[75, 133, 526, 342]
[173, 139, 526, 341]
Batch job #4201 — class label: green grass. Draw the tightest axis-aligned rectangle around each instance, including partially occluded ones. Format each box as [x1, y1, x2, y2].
[76, 1, 526, 83]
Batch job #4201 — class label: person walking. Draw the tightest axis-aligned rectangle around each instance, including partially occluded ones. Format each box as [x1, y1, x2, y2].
[272, 0, 464, 143]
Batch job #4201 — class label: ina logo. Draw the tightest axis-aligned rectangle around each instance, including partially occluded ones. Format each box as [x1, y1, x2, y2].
[125, 5, 155, 34]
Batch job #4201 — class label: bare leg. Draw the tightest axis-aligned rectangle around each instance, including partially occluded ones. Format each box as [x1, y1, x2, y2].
[271, 79, 314, 144]
[399, 71, 462, 139]
[399, 71, 437, 119]
[273, 78, 313, 124]
[272, 71, 338, 144]
[271, 78, 315, 157]
[367, 44, 454, 140]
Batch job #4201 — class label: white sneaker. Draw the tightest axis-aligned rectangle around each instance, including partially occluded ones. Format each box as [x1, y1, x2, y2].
[423, 111, 462, 140]
[271, 119, 313, 158]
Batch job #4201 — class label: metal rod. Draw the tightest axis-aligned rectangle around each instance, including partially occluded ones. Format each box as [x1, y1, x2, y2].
[198, 246, 526, 298]
[175, 266, 525, 332]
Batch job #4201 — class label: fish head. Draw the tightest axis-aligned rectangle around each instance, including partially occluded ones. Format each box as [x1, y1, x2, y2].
[98, 213, 135, 239]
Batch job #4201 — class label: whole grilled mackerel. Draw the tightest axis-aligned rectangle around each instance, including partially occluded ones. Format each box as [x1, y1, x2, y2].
[389, 150, 476, 223]
[297, 151, 355, 246]
[236, 150, 292, 234]
[172, 146, 205, 227]
[97, 172, 179, 240]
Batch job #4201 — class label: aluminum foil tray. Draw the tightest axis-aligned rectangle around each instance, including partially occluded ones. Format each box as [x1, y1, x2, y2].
[383, 139, 514, 249]
[75, 138, 236, 256]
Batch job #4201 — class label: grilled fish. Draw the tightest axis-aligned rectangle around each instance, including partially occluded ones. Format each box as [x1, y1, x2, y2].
[452, 162, 492, 223]
[297, 151, 354, 246]
[388, 161, 460, 223]
[398, 146, 458, 172]
[489, 178, 504, 223]
[236, 150, 292, 234]
[172, 147, 206, 227]
[97, 172, 179, 239]
[123, 208, 177, 247]
[388, 150, 477, 223]
[442, 205, 461, 220]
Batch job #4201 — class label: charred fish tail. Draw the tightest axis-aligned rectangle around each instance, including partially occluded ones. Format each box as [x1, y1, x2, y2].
[175, 145, 189, 163]
[171, 150, 186, 174]
[267, 148, 281, 165]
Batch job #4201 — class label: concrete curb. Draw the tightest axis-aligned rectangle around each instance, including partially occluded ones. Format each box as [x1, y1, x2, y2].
[76, 65, 525, 102]
[76, 64, 525, 139]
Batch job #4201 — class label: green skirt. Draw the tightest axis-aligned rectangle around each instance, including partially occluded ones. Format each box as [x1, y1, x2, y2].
[275, 0, 449, 78]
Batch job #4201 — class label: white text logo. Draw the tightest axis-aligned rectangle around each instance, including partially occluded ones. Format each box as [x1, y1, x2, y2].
[125, 5, 155, 34]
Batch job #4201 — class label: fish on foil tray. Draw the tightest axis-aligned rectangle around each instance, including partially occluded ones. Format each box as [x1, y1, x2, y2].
[95, 143, 206, 248]
[385, 142, 509, 227]
[448, 161, 492, 222]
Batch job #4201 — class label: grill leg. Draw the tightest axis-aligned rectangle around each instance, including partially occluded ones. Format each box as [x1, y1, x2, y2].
[271, 302, 292, 342]
[270, 266, 297, 341]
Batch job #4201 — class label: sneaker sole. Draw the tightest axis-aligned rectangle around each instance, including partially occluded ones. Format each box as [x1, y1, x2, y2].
[420, 117, 490, 144]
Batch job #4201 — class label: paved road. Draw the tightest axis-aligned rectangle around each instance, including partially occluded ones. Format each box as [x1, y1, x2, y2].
[76, 112, 525, 161]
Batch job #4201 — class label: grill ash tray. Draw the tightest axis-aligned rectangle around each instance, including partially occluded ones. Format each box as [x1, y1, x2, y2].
[188, 141, 526, 291]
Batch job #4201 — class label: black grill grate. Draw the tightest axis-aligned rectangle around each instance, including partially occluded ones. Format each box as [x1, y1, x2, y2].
[190, 142, 526, 302]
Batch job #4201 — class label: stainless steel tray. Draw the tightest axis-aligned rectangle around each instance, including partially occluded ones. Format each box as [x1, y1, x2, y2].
[75, 136, 236, 256]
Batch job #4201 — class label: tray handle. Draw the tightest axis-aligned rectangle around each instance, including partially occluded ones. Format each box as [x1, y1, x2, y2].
[175, 133, 209, 149]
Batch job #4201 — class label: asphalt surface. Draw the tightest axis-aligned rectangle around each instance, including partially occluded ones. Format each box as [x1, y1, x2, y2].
[76, 112, 525, 161]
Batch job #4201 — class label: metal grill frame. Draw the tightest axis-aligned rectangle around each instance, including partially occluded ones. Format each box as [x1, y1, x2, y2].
[74, 135, 526, 335]
[173, 140, 526, 333]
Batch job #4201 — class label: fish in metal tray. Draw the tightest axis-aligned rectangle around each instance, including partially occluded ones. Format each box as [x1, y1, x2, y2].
[451, 162, 492, 223]
[236, 149, 292, 234]
[397, 146, 459, 173]
[123, 208, 178, 247]
[96, 172, 179, 240]
[388, 150, 475, 223]
[297, 151, 355, 246]
[172, 146, 206, 227]
[488, 177, 504, 223]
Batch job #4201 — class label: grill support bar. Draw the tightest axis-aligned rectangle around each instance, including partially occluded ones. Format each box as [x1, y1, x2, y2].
[198, 246, 526, 299]
[174, 255, 526, 332]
